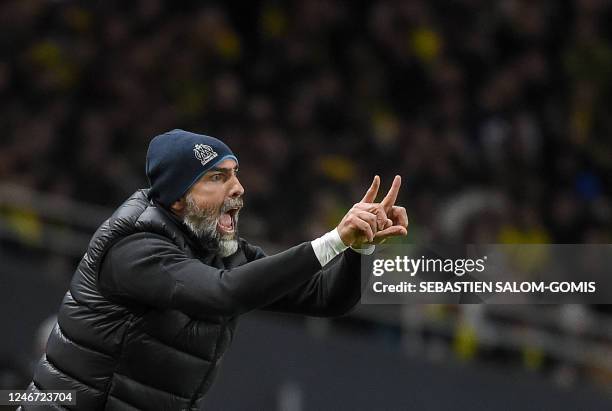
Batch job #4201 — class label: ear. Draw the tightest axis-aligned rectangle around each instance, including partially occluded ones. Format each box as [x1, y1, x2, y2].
[170, 197, 186, 216]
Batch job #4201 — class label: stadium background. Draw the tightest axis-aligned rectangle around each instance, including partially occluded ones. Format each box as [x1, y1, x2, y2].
[1, 0, 612, 409]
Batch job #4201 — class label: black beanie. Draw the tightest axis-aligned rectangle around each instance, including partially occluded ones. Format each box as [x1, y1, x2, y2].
[146, 129, 238, 208]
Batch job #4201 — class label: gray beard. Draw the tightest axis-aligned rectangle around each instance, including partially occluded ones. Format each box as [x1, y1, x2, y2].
[183, 194, 241, 258]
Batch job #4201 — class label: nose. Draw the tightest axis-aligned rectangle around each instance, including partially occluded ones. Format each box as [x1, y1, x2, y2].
[229, 174, 244, 198]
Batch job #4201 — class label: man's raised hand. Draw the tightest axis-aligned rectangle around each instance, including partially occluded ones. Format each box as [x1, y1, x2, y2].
[337, 175, 409, 247]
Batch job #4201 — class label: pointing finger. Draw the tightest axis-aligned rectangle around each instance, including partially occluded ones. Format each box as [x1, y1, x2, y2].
[360, 175, 380, 203]
[381, 175, 401, 211]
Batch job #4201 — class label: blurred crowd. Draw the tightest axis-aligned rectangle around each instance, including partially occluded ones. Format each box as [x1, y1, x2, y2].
[1, 0, 611, 246]
[2, 0, 612, 398]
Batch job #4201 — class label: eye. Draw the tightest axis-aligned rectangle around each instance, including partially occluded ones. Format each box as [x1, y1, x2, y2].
[211, 174, 223, 181]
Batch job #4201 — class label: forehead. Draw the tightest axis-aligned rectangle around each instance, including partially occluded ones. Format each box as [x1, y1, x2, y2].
[211, 158, 238, 170]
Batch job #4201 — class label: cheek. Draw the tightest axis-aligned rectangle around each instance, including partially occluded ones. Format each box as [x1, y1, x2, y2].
[192, 188, 226, 210]
[198, 199, 222, 215]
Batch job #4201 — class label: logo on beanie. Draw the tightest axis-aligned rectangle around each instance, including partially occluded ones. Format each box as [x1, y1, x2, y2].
[193, 144, 218, 167]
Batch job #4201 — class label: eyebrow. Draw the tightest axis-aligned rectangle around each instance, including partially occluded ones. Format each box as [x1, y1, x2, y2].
[209, 166, 239, 174]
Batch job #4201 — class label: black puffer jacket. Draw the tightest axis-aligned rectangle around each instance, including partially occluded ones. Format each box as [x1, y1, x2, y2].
[24, 190, 362, 410]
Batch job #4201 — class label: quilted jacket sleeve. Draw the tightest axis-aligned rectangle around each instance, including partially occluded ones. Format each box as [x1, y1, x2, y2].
[98, 233, 322, 317]
[244, 243, 363, 317]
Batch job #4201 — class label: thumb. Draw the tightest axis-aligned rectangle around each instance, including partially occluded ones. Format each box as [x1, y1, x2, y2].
[374, 225, 407, 240]
[384, 218, 393, 229]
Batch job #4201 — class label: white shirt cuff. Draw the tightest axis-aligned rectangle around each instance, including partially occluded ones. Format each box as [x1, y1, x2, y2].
[311, 228, 375, 267]
[351, 243, 376, 255]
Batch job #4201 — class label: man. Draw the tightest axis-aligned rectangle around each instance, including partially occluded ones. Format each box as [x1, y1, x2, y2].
[24, 129, 408, 410]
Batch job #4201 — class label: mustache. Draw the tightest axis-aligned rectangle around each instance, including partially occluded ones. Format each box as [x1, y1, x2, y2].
[220, 197, 243, 213]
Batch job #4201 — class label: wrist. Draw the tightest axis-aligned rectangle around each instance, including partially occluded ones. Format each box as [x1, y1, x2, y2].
[336, 226, 350, 247]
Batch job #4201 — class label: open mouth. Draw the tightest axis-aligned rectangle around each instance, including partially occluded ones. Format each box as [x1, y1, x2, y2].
[217, 207, 240, 234]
